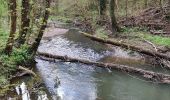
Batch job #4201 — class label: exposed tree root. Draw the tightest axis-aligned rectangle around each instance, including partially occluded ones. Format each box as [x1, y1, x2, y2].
[80, 32, 170, 61]
[37, 51, 170, 84]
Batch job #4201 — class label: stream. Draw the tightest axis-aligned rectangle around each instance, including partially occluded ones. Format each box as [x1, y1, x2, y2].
[4, 27, 170, 100]
[36, 28, 170, 100]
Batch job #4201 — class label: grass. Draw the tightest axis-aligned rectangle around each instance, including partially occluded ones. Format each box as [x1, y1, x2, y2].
[141, 34, 170, 47]
[0, 1, 8, 17]
[121, 27, 170, 47]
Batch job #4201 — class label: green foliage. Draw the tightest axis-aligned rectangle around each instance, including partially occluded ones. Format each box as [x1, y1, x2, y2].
[0, 27, 33, 86]
[0, 29, 8, 51]
[0, 0, 8, 17]
[142, 34, 170, 47]
[1, 45, 33, 67]
[122, 27, 170, 47]
[0, 76, 8, 87]
[0, 45, 33, 86]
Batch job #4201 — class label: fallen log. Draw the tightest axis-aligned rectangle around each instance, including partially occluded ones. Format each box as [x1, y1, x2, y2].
[37, 51, 170, 84]
[80, 31, 170, 61]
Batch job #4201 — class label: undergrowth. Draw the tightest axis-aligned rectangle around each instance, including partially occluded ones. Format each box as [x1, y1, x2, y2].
[0, 45, 33, 86]
[0, 23, 33, 87]
[122, 27, 170, 47]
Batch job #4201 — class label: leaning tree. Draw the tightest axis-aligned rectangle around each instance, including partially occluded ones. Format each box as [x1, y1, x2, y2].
[5, 0, 17, 54]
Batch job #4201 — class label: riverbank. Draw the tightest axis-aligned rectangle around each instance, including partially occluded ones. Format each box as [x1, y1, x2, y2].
[35, 28, 170, 100]
[46, 16, 170, 76]
[0, 27, 34, 95]
[49, 15, 170, 59]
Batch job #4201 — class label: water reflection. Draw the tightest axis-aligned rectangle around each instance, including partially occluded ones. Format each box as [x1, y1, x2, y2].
[36, 59, 170, 100]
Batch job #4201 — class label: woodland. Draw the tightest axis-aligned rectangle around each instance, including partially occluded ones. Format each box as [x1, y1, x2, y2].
[0, 0, 170, 99]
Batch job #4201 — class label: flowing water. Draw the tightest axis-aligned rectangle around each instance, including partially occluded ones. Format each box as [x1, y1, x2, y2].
[35, 29, 170, 100]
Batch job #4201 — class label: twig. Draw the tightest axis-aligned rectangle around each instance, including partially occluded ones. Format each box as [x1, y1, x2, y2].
[143, 39, 158, 52]
[18, 66, 37, 77]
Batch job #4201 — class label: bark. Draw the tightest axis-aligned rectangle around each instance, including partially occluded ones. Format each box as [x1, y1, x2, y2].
[17, 0, 30, 47]
[125, 0, 128, 18]
[115, 0, 119, 11]
[29, 0, 51, 55]
[144, 0, 148, 8]
[80, 32, 170, 61]
[109, 0, 120, 33]
[99, 0, 107, 16]
[37, 51, 170, 84]
[4, 0, 17, 54]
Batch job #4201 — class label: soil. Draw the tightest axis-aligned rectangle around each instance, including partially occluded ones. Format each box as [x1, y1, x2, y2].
[119, 7, 170, 36]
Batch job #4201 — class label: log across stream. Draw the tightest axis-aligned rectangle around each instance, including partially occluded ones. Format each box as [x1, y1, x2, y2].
[37, 51, 170, 84]
[80, 32, 170, 61]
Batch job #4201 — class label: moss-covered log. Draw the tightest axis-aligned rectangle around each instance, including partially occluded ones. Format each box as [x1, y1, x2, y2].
[80, 32, 170, 61]
[37, 51, 170, 84]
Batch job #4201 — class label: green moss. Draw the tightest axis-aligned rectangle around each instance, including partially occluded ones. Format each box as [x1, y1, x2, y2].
[121, 27, 170, 47]
[142, 34, 170, 47]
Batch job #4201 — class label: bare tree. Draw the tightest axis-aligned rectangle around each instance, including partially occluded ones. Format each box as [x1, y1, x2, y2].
[144, 0, 148, 8]
[109, 0, 120, 34]
[99, 0, 107, 16]
[5, 0, 17, 54]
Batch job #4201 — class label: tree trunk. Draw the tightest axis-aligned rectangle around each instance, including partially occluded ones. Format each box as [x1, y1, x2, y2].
[37, 51, 170, 84]
[125, 0, 128, 18]
[109, 0, 120, 34]
[99, 0, 107, 16]
[160, 0, 162, 7]
[29, 0, 51, 55]
[55, 0, 59, 14]
[144, 0, 148, 8]
[17, 0, 30, 47]
[115, 0, 119, 11]
[4, 0, 17, 54]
